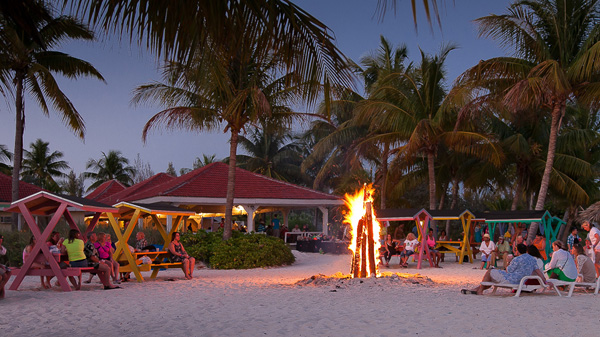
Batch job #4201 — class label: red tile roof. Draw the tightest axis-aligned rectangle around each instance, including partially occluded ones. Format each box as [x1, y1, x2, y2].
[98, 173, 175, 205]
[0, 173, 45, 203]
[124, 162, 340, 201]
[85, 180, 126, 201]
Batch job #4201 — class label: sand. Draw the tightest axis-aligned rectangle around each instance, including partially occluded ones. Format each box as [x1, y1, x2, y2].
[0, 251, 596, 337]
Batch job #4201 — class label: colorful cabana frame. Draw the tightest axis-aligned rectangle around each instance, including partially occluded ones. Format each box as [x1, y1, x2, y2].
[5, 192, 116, 291]
[476, 210, 565, 261]
[376, 209, 433, 269]
[108, 202, 196, 282]
[427, 209, 478, 265]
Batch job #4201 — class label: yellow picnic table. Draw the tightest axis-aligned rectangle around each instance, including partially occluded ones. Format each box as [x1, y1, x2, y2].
[107, 202, 195, 282]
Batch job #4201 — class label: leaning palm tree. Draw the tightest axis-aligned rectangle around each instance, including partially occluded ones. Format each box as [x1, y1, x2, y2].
[21, 139, 69, 191]
[134, 45, 299, 240]
[84, 150, 136, 191]
[0, 3, 104, 230]
[457, 0, 600, 241]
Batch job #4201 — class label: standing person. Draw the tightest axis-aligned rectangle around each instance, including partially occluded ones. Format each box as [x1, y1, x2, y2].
[479, 234, 496, 270]
[545, 241, 577, 282]
[0, 235, 10, 299]
[394, 224, 405, 241]
[169, 232, 195, 280]
[581, 221, 600, 276]
[567, 227, 581, 251]
[271, 214, 281, 239]
[474, 224, 482, 244]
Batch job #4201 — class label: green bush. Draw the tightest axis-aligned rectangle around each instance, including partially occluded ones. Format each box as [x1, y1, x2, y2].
[181, 230, 295, 269]
[0, 231, 31, 267]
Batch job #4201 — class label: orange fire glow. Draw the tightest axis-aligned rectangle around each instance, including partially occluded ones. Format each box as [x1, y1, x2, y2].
[343, 184, 381, 277]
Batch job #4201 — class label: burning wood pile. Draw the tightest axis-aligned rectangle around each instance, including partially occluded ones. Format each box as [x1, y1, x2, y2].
[344, 184, 381, 278]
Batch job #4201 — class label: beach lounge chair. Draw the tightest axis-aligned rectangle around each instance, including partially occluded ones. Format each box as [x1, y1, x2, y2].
[571, 274, 600, 295]
[545, 279, 576, 297]
[480, 275, 562, 297]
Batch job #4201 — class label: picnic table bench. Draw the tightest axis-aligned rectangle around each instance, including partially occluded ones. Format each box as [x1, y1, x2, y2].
[117, 250, 183, 277]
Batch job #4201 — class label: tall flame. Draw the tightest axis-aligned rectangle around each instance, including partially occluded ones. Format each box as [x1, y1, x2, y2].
[343, 184, 381, 277]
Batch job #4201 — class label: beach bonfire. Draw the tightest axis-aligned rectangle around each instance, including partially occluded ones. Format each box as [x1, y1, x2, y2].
[344, 184, 381, 278]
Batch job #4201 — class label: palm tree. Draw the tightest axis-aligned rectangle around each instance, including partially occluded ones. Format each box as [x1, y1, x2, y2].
[21, 139, 69, 192]
[457, 0, 600, 241]
[134, 47, 298, 240]
[70, 0, 352, 103]
[60, 170, 86, 197]
[0, 145, 12, 175]
[194, 154, 217, 169]
[0, 3, 104, 230]
[236, 125, 304, 184]
[84, 150, 136, 191]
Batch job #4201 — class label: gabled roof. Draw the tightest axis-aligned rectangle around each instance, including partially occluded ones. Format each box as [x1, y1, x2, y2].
[0, 173, 45, 204]
[85, 179, 126, 201]
[124, 162, 340, 204]
[98, 173, 175, 205]
[5, 191, 115, 215]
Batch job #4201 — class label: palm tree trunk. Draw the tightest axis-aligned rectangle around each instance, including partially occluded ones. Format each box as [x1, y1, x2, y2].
[380, 142, 389, 209]
[530, 101, 564, 244]
[427, 152, 436, 210]
[438, 181, 448, 210]
[224, 129, 239, 240]
[511, 173, 523, 211]
[446, 177, 459, 236]
[11, 71, 25, 231]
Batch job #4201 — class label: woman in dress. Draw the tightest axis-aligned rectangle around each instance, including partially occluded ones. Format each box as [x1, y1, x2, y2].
[169, 232, 195, 280]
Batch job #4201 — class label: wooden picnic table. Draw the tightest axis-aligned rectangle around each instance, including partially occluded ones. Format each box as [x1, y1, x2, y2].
[5, 192, 116, 292]
[108, 202, 195, 282]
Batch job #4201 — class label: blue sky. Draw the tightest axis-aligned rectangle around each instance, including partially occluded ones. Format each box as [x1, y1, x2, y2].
[0, 0, 512, 185]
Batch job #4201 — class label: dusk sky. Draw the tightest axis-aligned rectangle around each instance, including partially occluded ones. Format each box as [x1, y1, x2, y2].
[0, 0, 512, 188]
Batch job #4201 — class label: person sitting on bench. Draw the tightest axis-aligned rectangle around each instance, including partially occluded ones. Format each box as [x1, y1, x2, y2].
[134, 232, 156, 252]
[82, 232, 120, 290]
[400, 233, 419, 268]
[169, 232, 195, 280]
[462, 243, 545, 295]
[0, 235, 10, 299]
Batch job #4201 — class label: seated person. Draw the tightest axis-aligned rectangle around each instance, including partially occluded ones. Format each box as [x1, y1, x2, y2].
[426, 229, 442, 268]
[532, 232, 547, 260]
[169, 232, 196, 280]
[23, 236, 49, 289]
[463, 243, 546, 295]
[95, 233, 121, 284]
[0, 235, 10, 299]
[572, 244, 596, 283]
[399, 233, 419, 268]
[380, 234, 400, 267]
[479, 234, 496, 270]
[545, 240, 577, 282]
[496, 235, 511, 270]
[83, 232, 120, 290]
[135, 232, 156, 252]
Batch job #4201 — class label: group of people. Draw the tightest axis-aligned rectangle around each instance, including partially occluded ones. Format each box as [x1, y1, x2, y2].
[0, 228, 198, 298]
[380, 228, 442, 268]
[465, 220, 600, 295]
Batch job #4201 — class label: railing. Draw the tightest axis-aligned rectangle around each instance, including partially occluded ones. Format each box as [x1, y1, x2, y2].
[284, 231, 323, 244]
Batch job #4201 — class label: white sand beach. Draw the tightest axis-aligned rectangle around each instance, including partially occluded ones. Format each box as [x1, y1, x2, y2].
[0, 252, 596, 337]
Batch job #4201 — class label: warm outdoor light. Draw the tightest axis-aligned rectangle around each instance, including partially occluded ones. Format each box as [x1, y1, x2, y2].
[344, 184, 380, 278]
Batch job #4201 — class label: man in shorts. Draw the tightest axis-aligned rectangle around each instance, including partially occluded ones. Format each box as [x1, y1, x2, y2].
[581, 221, 600, 276]
[462, 243, 545, 295]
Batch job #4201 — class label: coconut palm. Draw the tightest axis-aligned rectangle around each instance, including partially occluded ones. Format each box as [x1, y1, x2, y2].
[0, 145, 12, 175]
[21, 139, 69, 192]
[134, 46, 299, 240]
[457, 0, 600, 240]
[70, 0, 352, 104]
[84, 150, 136, 191]
[236, 125, 304, 184]
[0, 3, 104, 229]
[60, 170, 86, 197]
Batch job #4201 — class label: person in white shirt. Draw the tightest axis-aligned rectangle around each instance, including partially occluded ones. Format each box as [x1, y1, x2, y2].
[479, 233, 496, 270]
[400, 233, 420, 268]
[582, 221, 600, 276]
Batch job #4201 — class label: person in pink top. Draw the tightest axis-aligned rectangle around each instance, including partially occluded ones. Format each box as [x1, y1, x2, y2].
[94, 233, 121, 284]
[426, 228, 442, 268]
